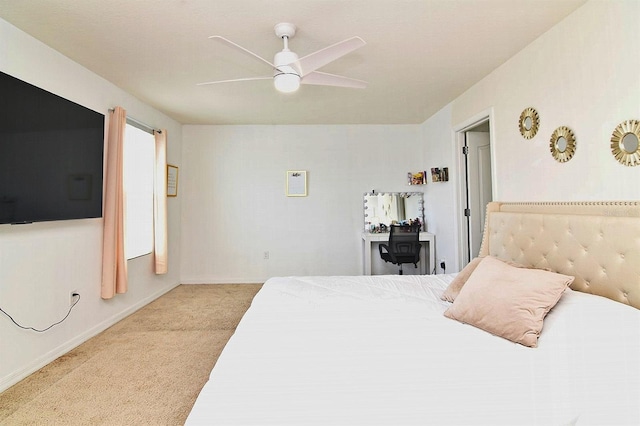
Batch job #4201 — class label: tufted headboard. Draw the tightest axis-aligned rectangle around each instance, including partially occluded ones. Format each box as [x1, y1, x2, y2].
[478, 201, 640, 309]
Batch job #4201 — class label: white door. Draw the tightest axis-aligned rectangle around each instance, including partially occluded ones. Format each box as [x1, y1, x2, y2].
[465, 131, 492, 261]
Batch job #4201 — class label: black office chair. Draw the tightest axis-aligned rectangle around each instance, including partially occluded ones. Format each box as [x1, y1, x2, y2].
[378, 225, 422, 275]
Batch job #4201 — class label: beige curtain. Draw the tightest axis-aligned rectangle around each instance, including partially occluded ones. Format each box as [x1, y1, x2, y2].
[101, 107, 128, 299]
[154, 129, 168, 274]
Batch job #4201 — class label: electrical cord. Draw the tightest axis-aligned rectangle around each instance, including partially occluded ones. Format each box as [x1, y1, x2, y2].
[0, 293, 80, 332]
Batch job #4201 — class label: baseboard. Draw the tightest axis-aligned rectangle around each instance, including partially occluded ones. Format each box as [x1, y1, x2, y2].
[181, 278, 264, 284]
[0, 283, 179, 393]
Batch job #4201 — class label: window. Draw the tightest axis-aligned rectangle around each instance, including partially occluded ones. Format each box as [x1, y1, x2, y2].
[123, 124, 155, 259]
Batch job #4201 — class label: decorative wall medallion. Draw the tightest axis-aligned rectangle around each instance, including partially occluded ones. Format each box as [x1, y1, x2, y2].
[610, 119, 640, 167]
[550, 126, 576, 162]
[519, 107, 540, 139]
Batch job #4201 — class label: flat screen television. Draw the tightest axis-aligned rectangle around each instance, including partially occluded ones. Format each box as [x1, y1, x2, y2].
[0, 70, 105, 225]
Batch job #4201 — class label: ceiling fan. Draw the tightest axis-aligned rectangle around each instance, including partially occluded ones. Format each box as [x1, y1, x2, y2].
[198, 23, 367, 93]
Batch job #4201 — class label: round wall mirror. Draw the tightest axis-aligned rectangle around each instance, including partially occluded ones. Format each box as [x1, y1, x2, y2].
[550, 126, 576, 162]
[556, 136, 568, 152]
[622, 133, 639, 152]
[519, 107, 539, 139]
[611, 120, 640, 166]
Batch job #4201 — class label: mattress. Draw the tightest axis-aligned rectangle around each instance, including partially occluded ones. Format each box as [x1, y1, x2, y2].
[186, 275, 640, 425]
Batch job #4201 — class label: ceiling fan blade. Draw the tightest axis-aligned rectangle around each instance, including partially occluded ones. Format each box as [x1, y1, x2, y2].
[209, 35, 281, 71]
[293, 36, 365, 77]
[301, 71, 367, 89]
[196, 76, 272, 86]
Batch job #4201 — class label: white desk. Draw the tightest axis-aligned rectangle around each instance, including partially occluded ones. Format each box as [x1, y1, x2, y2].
[362, 232, 435, 275]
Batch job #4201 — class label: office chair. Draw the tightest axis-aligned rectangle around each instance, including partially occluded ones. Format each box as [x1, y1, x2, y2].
[378, 225, 422, 275]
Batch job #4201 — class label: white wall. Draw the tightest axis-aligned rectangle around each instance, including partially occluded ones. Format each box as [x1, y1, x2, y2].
[421, 0, 640, 269]
[420, 104, 457, 272]
[0, 18, 182, 391]
[182, 1, 639, 282]
[180, 125, 425, 282]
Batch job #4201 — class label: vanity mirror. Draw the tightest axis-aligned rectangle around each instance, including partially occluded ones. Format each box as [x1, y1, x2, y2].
[610, 119, 640, 166]
[519, 107, 540, 139]
[363, 192, 424, 232]
[550, 126, 576, 162]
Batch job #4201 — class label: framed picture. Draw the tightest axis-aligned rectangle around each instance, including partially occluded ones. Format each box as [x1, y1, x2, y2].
[431, 167, 449, 182]
[286, 170, 307, 196]
[407, 171, 427, 185]
[167, 164, 179, 197]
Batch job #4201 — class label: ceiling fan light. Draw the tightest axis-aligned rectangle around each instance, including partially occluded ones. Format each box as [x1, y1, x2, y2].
[274, 73, 300, 93]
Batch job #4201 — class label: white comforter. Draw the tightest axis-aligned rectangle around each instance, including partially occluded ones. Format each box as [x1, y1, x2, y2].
[186, 275, 640, 425]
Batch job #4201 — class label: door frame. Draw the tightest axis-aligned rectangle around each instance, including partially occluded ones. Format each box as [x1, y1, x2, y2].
[453, 108, 496, 270]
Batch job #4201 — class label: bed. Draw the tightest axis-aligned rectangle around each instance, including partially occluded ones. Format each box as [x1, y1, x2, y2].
[186, 201, 640, 425]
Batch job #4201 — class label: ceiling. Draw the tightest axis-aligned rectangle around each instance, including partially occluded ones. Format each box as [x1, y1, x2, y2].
[0, 0, 586, 125]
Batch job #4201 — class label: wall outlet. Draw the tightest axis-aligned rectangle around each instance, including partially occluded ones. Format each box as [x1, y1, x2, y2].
[439, 259, 446, 271]
[70, 291, 79, 306]
[263, 251, 269, 260]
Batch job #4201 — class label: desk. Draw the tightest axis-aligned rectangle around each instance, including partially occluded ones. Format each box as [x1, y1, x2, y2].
[362, 232, 435, 275]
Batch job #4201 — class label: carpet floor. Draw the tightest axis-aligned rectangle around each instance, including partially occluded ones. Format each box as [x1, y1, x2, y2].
[0, 284, 262, 425]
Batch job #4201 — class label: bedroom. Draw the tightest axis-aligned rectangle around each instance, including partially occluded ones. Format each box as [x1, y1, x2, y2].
[1, 0, 639, 421]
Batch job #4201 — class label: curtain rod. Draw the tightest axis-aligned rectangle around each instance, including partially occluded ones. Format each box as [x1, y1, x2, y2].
[108, 108, 162, 134]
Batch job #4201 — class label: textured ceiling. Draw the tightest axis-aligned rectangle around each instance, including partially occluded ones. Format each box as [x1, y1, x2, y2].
[0, 0, 586, 125]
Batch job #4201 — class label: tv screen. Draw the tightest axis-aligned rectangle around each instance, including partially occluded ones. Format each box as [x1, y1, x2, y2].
[0, 71, 105, 225]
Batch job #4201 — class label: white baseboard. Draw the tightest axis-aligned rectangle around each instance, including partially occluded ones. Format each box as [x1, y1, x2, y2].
[180, 278, 264, 284]
[0, 283, 179, 393]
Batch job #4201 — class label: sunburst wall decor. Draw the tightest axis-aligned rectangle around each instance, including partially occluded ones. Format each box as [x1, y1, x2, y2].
[550, 126, 576, 163]
[610, 119, 640, 166]
[519, 107, 540, 139]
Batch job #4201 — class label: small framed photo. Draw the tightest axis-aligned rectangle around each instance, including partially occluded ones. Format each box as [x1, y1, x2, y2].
[407, 171, 427, 185]
[167, 164, 179, 197]
[286, 170, 307, 197]
[431, 167, 449, 182]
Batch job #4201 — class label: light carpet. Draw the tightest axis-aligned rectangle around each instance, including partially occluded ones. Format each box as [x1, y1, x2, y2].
[0, 284, 261, 425]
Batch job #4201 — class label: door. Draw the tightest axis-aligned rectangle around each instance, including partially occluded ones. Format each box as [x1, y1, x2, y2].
[464, 131, 492, 261]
